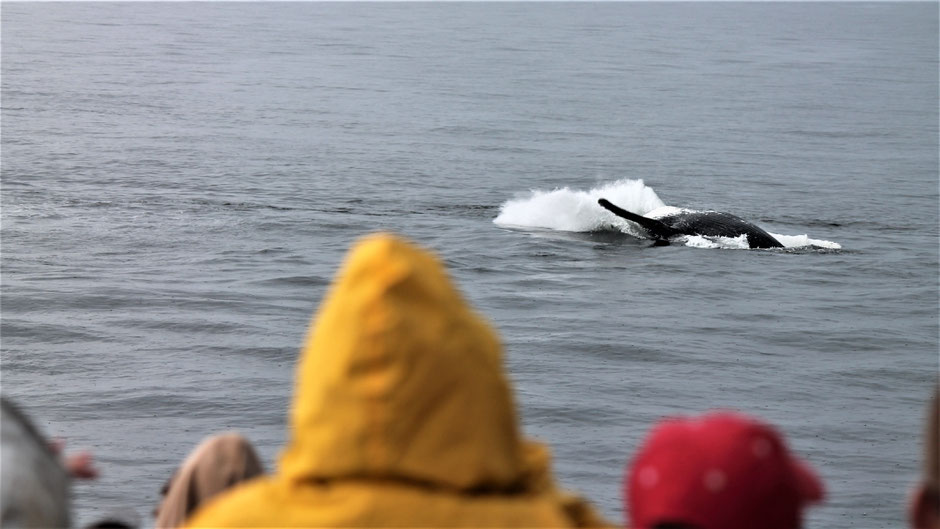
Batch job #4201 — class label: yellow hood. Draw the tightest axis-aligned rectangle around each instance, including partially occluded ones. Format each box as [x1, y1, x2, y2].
[186, 233, 613, 528]
[280, 233, 525, 491]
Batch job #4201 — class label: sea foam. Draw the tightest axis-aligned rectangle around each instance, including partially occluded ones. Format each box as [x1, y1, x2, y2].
[493, 179, 665, 236]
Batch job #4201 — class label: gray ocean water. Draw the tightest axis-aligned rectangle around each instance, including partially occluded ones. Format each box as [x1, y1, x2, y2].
[2, 2, 937, 527]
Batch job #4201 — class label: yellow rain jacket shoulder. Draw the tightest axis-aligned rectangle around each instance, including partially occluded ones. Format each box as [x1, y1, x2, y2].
[187, 234, 612, 528]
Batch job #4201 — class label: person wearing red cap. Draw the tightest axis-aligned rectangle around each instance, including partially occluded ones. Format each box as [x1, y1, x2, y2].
[624, 411, 825, 529]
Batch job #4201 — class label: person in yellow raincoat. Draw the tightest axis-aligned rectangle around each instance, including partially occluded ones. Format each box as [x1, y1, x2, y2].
[186, 233, 613, 528]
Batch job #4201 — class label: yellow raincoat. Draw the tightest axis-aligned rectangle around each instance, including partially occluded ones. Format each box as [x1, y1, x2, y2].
[186, 234, 612, 528]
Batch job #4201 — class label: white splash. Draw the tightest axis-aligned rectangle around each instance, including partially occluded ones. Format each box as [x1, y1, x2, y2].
[493, 179, 665, 236]
[771, 233, 842, 250]
[494, 179, 842, 250]
[645, 205, 696, 219]
[684, 234, 752, 250]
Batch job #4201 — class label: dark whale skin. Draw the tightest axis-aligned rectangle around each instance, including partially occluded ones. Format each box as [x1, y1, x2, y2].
[597, 198, 784, 249]
[655, 211, 784, 249]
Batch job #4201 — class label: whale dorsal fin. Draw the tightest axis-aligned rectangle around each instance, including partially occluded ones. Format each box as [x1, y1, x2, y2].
[598, 198, 682, 240]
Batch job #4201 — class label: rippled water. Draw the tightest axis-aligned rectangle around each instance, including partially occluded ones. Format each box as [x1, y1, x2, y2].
[2, 3, 937, 527]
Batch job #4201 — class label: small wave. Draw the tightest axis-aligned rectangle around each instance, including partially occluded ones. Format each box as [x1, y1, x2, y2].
[0, 320, 112, 344]
[248, 275, 330, 288]
[190, 198, 296, 212]
[780, 129, 888, 139]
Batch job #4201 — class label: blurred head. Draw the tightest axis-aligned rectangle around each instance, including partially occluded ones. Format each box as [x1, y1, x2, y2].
[625, 411, 824, 529]
[909, 386, 939, 529]
[1, 397, 71, 528]
[83, 506, 141, 529]
[154, 433, 263, 529]
[279, 233, 526, 491]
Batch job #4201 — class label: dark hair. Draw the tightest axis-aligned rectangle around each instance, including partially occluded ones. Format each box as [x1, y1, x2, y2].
[84, 522, 134, 529]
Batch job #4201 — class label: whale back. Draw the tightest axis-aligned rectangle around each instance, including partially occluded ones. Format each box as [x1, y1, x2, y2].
[657, 211, 783, 249]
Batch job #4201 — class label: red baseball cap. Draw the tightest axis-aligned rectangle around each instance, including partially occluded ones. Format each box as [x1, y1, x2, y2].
[626, 411, 824, 529]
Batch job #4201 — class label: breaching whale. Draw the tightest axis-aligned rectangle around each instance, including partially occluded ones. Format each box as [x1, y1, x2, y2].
[598, 198, 784, 249]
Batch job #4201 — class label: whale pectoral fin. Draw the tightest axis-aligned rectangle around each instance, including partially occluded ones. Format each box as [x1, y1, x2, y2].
[598, 198, 682, 240]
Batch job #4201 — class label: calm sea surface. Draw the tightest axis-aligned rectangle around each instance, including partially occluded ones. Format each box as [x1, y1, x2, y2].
[2, 3, 937, 527]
